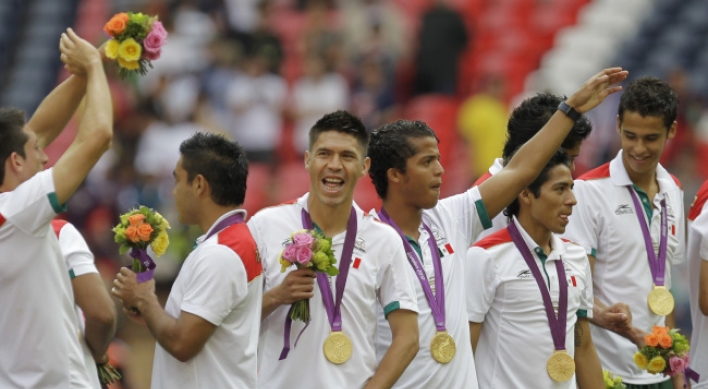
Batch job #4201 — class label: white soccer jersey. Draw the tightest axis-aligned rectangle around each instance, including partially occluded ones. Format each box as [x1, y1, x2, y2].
[473, 158, 507, 242]
[249, 194, 418, 389]
[688, 180, 708, 388]
[467, 218, 593, 389]
[0, 169, 92, 388]
[562, 150, 685, 385]
[151, 210, 263, 389]
[372, 185, 492, 389]
[53, 220, 102, 389]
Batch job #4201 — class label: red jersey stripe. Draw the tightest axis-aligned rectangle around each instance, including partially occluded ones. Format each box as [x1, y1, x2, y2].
[217, 223, 263, 282]
[473, 228, 513, 250]
[51, 219, 68, 237]
[689, 180, 708, 221]
[578, 163, 611, 181]
[474, 172, 493, 187]
[0, 213, 5, 228]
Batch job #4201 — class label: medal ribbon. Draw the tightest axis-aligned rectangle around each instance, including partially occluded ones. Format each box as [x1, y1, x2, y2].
[132, 212, 245, 283]
[279, 207, 357, 360]
[508, 220, 568, 352]
[378, 209, 446, 331]
[627, 187, 668, 287]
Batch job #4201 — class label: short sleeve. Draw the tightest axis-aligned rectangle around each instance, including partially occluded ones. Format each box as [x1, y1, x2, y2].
[563, 180, 599, 257]
[465, 247, 497, 323]
[0, 169, 65, 236]
[695, 206, 708, 260]
[377, 236, 418, 317]
[180, 245, 248, 326]
[57, 222, 97, 278]
[435, 186, 492, 246]
[580, 258, 594, 317]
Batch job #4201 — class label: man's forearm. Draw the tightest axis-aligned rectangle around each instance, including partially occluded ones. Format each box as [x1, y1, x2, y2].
[136, 294, 185, 359]
[261, 289, 282, 320]
[575, 319, 604, 389]
[28, 75, 87, 148]
[363, 332, 418, 389]
[74, 62, 112, 143]
[83, 312, 117, 360]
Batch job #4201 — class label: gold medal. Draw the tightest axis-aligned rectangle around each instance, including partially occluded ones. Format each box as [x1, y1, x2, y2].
[323, 332, 352, 364]
[547, 350, 575, 382]
[430, 331, 456, 364]
[647, 286, 674, 316]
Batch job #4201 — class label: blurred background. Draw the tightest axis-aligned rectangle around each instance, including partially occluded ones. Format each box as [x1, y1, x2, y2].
[2, 0, 707, 387]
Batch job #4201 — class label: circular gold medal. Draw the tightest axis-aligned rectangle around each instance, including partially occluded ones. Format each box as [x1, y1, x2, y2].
[547, 350, 575, 382]
[430, 331, 456, 364]
[323, 332, 353, 364]
[647, 286, 674, 316]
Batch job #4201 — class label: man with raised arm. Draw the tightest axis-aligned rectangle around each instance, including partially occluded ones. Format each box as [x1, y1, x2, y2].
[249, 110, 419, 389]
[365, 68, 626, 388]
[0, 28, 112, 388]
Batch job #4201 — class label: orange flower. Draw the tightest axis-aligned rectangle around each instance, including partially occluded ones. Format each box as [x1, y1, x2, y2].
[104, 13, 129, 37]
[137, 224, 154, 242]
[653, 326, 669, 335]
[658, 334, 673, 348]
[128, 214, 146, 227]
[125, 226, 139, 242]
[645, 333, 660, 347]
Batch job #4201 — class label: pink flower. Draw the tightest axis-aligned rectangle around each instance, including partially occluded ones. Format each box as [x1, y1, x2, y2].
[669, 356, 685, 373]
[282, 244, 297, 262]
[143, 21, 167, 59]
[293, 232, 314, 248]
[295, 246, 313, 265]
[143, 48, 161, 61]
[684, 355, 691, 366]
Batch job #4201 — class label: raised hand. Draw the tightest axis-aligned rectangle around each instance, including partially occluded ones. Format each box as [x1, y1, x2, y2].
[59, 28, 101, 76]
[566, 67, 629, 114]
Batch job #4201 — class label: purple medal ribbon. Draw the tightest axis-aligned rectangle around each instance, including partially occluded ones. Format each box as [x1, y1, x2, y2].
[378, 209, 446, 331]
[627, 187, 668, 287]
[129, 212, 245, 283]
[279, 207, 357, 360]
[508, 220, 568, 352]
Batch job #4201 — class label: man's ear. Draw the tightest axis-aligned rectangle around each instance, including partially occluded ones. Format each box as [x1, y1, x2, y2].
[519, 188, 533, 206]
[192, 174, 209, 198]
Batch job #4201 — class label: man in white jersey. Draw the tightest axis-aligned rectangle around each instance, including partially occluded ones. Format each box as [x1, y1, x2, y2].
[468, 149, 603, 389]
[367, 68, 627, 388]
[0, 29, 112, 388]
[249, 110, 419, 389]
[112, 133, 263, 389]
[53, 219, 117, 388]
[688, 180, 708, 387]
[563, 76, 686, 388]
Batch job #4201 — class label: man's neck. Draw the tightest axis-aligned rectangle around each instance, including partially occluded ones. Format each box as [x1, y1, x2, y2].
[198, 205, 241, 234]
[624, 161, 659, 200]
[516, 214, 552, 255]
[382, 198, 423, 240]
[307, 197, 353, 238]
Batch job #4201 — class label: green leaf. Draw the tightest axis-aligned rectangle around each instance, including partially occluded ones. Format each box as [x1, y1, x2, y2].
[119, 245, 130, 255]
[326, 266, 340, 277]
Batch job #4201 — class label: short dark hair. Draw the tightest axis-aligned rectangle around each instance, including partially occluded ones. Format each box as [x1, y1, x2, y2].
[618, 76, 678, 130]
[179, 132, 248, 206]
[368, 119, 439, 199]
[309, 110, 369, 154]
[0, 108, 28, 186]
[504, 148, 571, 218]
[503, 93, 592, 160]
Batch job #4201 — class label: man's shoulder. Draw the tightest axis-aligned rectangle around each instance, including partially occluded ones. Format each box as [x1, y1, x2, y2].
[577, 163, 611, 182]
[250, 200, 301, 223]
[473, 228, 512, 251]
[560, 238, 588, 259]
[689, 180, 708, 221]
[359, 212, 401, 241]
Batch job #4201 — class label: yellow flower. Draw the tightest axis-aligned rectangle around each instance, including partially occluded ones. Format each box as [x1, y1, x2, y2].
[647, 356, 666, 374]
[279, 256, 290, 272]
[118, 38, 142, 62]
[118, 57, 140, 70]
[105, 39, 120, 59]
[634, 352, 648, 369]
[150, 231, 169, 257]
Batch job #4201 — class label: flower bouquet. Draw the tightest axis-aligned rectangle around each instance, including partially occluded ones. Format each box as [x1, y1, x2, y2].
[113, 206, 170, 282]
[279, 230, 339, 322]
[103, 12, 167, 78]
[603, 370, 626, 389]
[634, 326, 691, 377]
